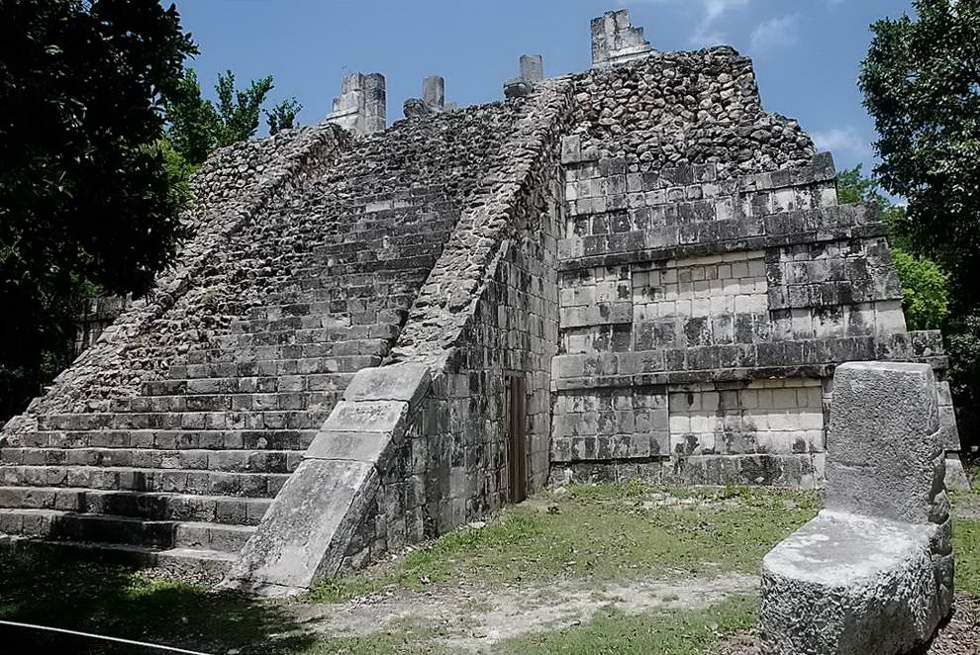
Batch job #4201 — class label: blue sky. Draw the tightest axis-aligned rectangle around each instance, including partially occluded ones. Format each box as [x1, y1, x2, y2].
[171, 0, 917, 176]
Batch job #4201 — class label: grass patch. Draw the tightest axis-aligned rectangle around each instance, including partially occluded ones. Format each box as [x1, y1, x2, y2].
[303, 619, 454, 655]
[496, 594, 758, 655]
[955, 518, 980, 595]
[309, 484, 820, 602]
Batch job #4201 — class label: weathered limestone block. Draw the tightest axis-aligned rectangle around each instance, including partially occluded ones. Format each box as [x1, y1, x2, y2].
[405, 76, 448, 117]
[938, 379, 971, 490]
[223, 459, 378, 595]
[223, 363, 431, 595]
[325, 72, 386, 136]
[762, 511, 952, 655]
[591, 10, 653, 69]
[504, 54, 545, 99]
[520, 54, 544, 82]
[760, 362, 953, 654]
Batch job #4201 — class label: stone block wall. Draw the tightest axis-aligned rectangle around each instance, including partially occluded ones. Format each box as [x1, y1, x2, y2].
[548, 47, 951, 487]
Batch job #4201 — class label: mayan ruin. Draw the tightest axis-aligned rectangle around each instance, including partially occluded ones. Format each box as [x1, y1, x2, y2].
[1, 4, 977, 652]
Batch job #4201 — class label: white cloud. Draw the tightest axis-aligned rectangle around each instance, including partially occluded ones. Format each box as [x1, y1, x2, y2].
[703, 0, 751, 22]
[624, 0, 752, 46]
[750, 14, 800, 52]
[811, 127, 873, 157]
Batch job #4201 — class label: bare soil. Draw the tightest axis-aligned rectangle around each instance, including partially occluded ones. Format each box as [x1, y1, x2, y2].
[293, 574, 758, 652]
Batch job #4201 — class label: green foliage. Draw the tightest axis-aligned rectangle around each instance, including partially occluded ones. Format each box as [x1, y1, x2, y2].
[891, 249, 949, 330]
[947, 314, 980, 439]
[267, 97, 303, 135]
[0, 0, 196, 420]
[213, 70, 274, 146]
[151, 138, 196, 211]
[165, 68, 290, 165]
[836, 166, 948, 330]
[860, 0, 980, 316]
[163, 69, 218, 166]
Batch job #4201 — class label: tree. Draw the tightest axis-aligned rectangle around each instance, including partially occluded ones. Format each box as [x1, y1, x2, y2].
[165, 69, 279, 166]
[0, 0, 195, 420]
[836, 166, 949, 331]
[266, 97, 303, 135]
[860, 0, 980, 316]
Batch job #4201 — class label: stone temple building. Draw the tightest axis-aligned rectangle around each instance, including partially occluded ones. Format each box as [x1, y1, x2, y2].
[0, 11, 967, 594]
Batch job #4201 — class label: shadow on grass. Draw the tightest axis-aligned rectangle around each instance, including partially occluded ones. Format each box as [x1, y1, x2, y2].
[0, 544, 317, 654]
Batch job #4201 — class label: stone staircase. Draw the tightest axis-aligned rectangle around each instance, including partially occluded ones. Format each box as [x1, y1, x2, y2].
[0, 189, 460, 578]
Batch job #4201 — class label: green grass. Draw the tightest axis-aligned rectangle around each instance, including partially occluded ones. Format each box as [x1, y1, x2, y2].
[496, 594, 759, 655]
[308, 484, 821, 603]
[302, 619, 455, 655]
[955, 518, 980, 595]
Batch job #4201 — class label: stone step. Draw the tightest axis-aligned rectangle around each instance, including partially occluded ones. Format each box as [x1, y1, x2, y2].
[164, 361, 374, 386]
[209, 334, 394, 358]
[230, 307, 409, 336]
[145, 376, 352, 398]
[0, 508, 174, 547]
[10, 429, 318, 451]
[0, 447, 302, 473]
[1, 466, 289, 498]
[319, 254, 440, 277]
[0, 486, 271, 524]
[0, 509, 251, 553]
[46, 408, 328, 431]
[173, 521, 256, 553]
[313, 242, 446, 266]
[113, 392, 341, 415]
[207, 325, 399, 353]
[165, 355, 384, 382]
[0, 534, 237, 582]
[288, 269, 431, 294]
[36, 409, 327, 432]
[314, 226, 455, 256]
[175, 342, 389, 368]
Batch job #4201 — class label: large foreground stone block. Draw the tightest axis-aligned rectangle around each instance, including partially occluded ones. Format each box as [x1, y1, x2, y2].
[760, 361, 953, 654]
[825, 362, 946, 524]
[761, 511, 953, 655]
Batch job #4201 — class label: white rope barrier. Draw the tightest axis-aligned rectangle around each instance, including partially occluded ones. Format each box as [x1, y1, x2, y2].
[0, 620, 214, 654]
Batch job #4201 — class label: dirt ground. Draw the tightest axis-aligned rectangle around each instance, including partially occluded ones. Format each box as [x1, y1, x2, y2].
[294, 574, 758, 652]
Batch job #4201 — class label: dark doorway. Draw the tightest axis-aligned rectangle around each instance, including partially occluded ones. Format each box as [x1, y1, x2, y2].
[506, 374, 528, 503]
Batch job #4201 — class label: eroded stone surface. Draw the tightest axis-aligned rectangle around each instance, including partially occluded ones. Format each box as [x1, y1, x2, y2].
[761, 511, 951, 655]
[760, 362, 953, 654]
[225, 458, 377, 593]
